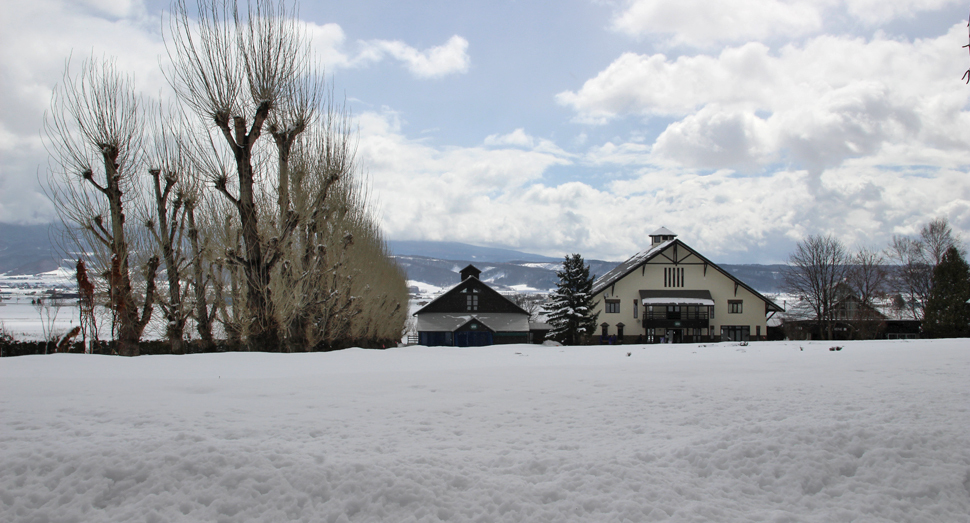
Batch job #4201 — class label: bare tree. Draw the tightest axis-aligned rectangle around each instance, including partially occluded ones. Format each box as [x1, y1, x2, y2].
[142, 105, 196, 353]
[785, 234, 851, 340]
[845, 246, 888, 339]
[886, 217, 961, 320]
[509, 293, 543, 322]
[75, 259, 101, 353]
[185, 192, 219, 351]
[165, 0, 310, 350]
[33, 295, 64, 354]
[920, 217, 962, 266]
[45, 57, 158, 356]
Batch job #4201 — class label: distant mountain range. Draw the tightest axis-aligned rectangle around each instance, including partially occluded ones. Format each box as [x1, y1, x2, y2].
[0, 223, 64, 276]
[386, 240, 561, 263]
[393, 254, 787, 294]
[0, 222, 787, 292]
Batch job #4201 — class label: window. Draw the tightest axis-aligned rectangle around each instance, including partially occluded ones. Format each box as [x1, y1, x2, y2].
[601, 323, 609, 337]
[605, 300, 620, 314]
[633, 300, 638, 319]
[729, 300, 742, 314]
[721, 325, 750, 342]
[664, 267, 685, 288]
[467, 294, 478, 311]
[616, 323, 624, 340]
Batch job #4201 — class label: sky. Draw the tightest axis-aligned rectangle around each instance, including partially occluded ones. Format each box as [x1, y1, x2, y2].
[2, 0, 970, 263]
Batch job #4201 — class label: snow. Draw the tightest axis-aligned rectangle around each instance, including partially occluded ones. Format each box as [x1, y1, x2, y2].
[517, 263, 561, 271]
[0, 297, 81, 341]
[2, 340, 970, 522]
[507, 284, 544, 293]
[641, 297, 715, 306]
[406, 280, 446, 297]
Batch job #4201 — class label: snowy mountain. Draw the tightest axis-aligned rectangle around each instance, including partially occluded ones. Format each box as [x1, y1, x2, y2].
[0, 223, 787, 292]
[0, 223, 64, 275]
[389, 243, 789, 293]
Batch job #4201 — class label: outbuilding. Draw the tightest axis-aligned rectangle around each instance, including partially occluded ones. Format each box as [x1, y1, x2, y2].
[414, 265, 532, 346]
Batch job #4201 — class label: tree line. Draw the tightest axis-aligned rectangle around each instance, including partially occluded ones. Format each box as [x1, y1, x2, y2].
[785, 217, 969, 340]
[44, 0, 407, 355]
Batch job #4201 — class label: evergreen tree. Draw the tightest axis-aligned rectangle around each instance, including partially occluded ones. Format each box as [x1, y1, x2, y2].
[544, 254, 599, 345]
[923, 246, 970, 338]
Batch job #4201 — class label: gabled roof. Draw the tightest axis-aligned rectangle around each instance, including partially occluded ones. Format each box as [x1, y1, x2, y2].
[650, 226, 676, 237]
[592, 239, 674, 295]
[592, 239, 783, 313]
[413, 275, 528, 316]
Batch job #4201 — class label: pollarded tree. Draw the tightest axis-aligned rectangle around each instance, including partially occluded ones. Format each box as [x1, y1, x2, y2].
[45, 57, 159, 356]
[142, 105, 197, 354]
[544, 254, 599, 345]
[166, 0, 311, 350]
[922, 246, 970, 338]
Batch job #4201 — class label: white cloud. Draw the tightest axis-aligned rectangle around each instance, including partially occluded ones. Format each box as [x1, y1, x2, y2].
[356, 110, 970, 263]
[610, 0, 963, 46]
[612, 0, 825, 47]
[652, 106, 775, 169]
[484, 128, 535, 148]
[364, 36, 470, 79]
[843, 0, 961, 25]
[307, 25, 470, 79]
[559, 26, 970, 171]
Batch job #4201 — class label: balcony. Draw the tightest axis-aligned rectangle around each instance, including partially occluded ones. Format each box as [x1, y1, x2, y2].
[643, 308, 710, 321]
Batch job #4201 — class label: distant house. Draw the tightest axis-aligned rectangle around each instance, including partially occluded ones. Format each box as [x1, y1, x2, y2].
[413, 265, 533, 346]
[591, 228, 783, 343]
[782, 284, 921, 340]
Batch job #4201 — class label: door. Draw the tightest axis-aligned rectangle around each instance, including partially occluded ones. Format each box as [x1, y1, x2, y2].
[454, 330, 493, 347]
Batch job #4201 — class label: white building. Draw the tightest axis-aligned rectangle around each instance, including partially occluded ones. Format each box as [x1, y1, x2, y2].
[591, 228, 783, 343]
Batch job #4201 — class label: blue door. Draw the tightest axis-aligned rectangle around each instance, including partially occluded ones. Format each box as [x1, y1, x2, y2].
[454, 330, 493, 347]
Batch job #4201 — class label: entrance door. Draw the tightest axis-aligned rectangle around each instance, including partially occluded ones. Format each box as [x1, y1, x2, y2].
[666, 329, 683, 343]
[454, 330, 493, 347]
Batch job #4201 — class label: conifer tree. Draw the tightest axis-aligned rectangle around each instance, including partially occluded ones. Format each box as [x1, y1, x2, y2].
[544, 254, 599, 345]
[922, 246, 970, 338]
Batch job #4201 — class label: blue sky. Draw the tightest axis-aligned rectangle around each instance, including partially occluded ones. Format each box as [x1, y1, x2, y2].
[2, 0, 970, 263]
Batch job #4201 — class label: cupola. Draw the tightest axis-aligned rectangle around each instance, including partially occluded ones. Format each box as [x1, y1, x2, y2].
[649, 227, 677, 245]
[459, 264, 482, 281]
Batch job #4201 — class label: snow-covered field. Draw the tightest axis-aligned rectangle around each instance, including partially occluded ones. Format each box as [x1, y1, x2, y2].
[2, 340, 969, 522]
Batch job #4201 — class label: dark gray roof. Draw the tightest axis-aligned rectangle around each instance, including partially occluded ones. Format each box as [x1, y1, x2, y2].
[415, 313, 530, 333]
[592, 239, 674, 295]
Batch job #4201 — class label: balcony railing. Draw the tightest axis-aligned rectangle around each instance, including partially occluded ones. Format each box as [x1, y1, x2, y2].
[644, 309, 710, 320]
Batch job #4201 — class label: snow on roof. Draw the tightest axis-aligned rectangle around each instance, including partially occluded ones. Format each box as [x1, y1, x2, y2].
[649, 226, 676, 237]
[591, 239, 674, 295]
[415, 313, 530, 333]
[639, 290, 715, 306]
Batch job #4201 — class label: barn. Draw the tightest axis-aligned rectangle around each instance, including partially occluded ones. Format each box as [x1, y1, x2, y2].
[413, 265, 532, 347]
